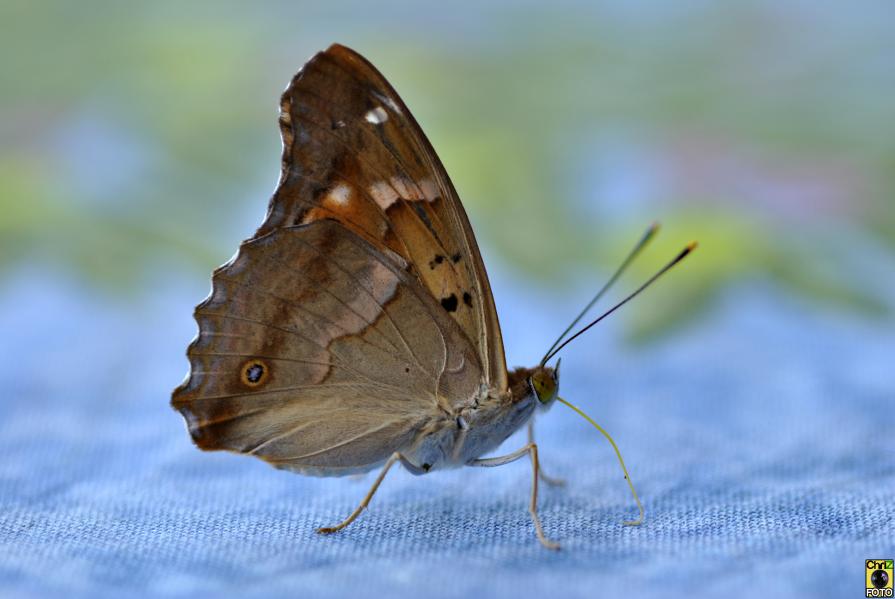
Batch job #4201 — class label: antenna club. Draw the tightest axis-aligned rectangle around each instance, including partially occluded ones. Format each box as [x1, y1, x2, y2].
[686, 240, 699, 252]
[542, 238, 696, 364]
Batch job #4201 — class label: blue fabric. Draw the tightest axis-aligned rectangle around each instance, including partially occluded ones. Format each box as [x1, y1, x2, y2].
[1, 270, 892, 599]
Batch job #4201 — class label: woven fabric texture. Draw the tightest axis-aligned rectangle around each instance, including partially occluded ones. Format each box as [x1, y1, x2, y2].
[1, 273, 892, 599]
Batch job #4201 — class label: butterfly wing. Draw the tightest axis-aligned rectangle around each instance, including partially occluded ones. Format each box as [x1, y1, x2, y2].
[260, 43, 508, 392]
[172, 220, 482, 475]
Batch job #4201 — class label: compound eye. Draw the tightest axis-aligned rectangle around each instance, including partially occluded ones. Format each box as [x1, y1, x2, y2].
[529, 378, 545, 403]
[531, 374, 556, 404]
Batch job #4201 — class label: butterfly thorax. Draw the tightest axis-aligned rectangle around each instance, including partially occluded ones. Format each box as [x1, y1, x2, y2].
[402, 365, 557, 472]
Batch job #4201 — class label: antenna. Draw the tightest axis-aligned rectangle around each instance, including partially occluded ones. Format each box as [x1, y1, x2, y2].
[541, 223, 659, 366]
[541, 241, 697, 365]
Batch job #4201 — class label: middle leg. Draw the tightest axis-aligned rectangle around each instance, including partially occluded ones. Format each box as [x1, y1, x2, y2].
[528, 420, 566, 487]
[469, 442, 560, 550]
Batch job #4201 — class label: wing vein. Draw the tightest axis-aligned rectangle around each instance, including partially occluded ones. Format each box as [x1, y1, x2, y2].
[216, 272, 401, 358]
[265, 418, 408, 462]
[290, 94, 463, 283]
[291, 231, 431, 377]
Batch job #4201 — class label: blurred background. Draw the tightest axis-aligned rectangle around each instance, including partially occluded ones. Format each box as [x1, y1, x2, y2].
[4, 0, 894, 336]
[1, 1, 893, 597]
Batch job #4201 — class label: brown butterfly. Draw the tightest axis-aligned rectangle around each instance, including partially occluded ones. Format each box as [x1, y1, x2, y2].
[172, 43, 695, 549]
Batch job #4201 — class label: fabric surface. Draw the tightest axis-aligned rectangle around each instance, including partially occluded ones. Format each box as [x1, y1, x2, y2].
[1, 269, 892, 599]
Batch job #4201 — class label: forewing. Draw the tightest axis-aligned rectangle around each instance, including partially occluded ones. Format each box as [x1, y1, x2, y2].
[172, 220, 482, 475]
[260, 44, 508, 392]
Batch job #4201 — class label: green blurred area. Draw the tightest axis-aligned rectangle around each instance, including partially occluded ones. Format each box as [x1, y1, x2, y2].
[2, 1, 893, 338]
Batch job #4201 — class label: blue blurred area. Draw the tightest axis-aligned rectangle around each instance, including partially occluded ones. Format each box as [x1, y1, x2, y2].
[1, 266, 893, 598]
[1, 1, 894, 597]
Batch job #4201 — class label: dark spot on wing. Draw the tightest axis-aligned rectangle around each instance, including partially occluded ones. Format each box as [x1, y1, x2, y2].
[428, 254, 445, 269]
[246, 364, 264, 382]
[422, 463, 432, 472]
[240, 359, 269, 387]
[451, 253, 461, 263]
[463, 292, 472, 307]
[440, 294, 458, 312]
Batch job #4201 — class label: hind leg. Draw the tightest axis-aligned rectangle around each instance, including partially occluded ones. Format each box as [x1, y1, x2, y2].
[317, 452, 409, 534]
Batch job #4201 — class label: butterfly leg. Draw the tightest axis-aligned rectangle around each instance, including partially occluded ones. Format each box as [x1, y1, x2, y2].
[527, 421, 566, 487]
[469, 443, 560, 550]
[317, 452, 403, 534]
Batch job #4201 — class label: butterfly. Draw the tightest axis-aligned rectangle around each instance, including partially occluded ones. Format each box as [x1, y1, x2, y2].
[172, 43, 695, 549]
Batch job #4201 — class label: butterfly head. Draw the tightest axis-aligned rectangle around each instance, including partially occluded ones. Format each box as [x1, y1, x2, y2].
[530, 358, 561, 410]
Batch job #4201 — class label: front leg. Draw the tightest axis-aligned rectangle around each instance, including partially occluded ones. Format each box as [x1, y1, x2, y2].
[469, 442, 560, 550]
[527, 421, 566, 487]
